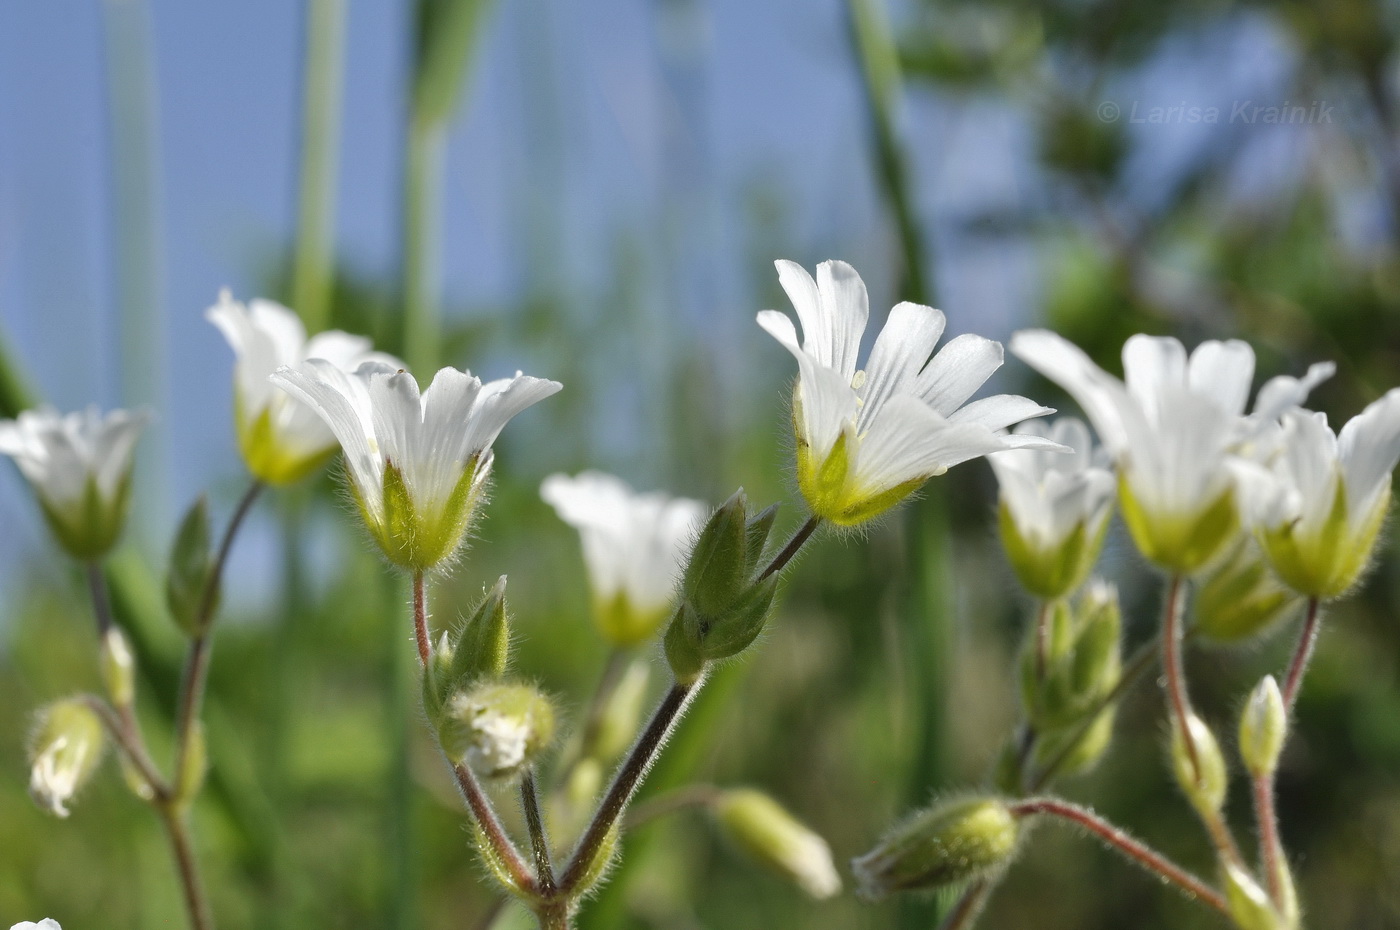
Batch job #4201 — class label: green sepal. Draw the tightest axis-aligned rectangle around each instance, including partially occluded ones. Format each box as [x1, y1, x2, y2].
[1119, 475, 1238, 575]
[1222, 860, 1286, 930]
[695, 573, 779, 661]
[683, 489, 751, 617]
[1262, 478, 1390, 599]
[371, 456, 486, 571]
[743, 503, 781, 576]
[446, 576, 511, 691]
[166, 496, 216, 636]
[999, 501, 1109, 600]
[1032, 708, 1116, 779]
[39, 471, 131, 560]
[473, 823, 532, 899]
[664, 607, 706, 685]
[236, 396, 335, 486]
[852, 797, 1021, 898]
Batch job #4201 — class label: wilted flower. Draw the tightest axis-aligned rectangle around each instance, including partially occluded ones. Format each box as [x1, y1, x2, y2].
[28, 699, 106, 818]
[1240, 393, 1400, 598]
[758, 260, 1062, 526]
[271, 361, 561, 570]
[0, 406, 148, 558]
[541, 471, 706, 646]
[990, 417, 1115, 598]
[1011, 331, 1331, 573]
[439, 682, 556, 780]
[714, 789, 842, 899]
[207, 290, 399, 484]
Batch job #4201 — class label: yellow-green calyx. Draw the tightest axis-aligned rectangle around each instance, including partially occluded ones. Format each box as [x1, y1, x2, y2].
[593, 590, 669, 648]
[39, 472, 133, 560]
[999, 500, 1110, 600]
[235, 394, 335, 485]
[1170, 713, 1228, 817]
[357, 456, 487, 572]
[1259, 479, 1389, 599]
[1118, 474, 1238, 575]
[28, 699, 107, 818]
[795, 423, 925, 527]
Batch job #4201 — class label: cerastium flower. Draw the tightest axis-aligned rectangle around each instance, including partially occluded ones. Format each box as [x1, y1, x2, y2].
[272, 360, 561, 571]
[207, 289, 400, 484]
[0, 406, 148, 558]
[541, 471, 706, 646]
[759, 260, 1063, 526]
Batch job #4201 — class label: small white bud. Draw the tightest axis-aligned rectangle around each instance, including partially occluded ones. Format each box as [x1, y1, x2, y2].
[1239, 676, 1287, 778]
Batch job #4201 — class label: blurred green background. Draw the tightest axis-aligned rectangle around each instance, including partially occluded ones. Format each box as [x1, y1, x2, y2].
[2, 0, 1400, 928]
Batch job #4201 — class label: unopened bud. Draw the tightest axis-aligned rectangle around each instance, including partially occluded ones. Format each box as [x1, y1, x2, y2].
[1239, 676, 1287, 779]
[1195, 539, 1300, 643]
[1032, 708, 1116, 780]
[440, 682, 555, 780]
[166, 496, 217, 636]
[1170, 714, 1228, 816]
[1222, 860, 1285, 930]
[684, 490, 751, 617]
[28, 699, 106, 818]
[1020, 583, 1121, 732]
[715, 789, 842, 899]
[851, 797, 1019, 899]
[100, 627, 136, 708]
[429, 577, 511, 715]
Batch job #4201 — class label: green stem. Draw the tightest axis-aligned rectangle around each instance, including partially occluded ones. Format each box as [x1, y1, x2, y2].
[558, 680, 700, 894]
[1009, 798, 1230, 917]
[937, 879, 992, 930]
[158, 802, 217, 930]
[521, 768, 556, 894]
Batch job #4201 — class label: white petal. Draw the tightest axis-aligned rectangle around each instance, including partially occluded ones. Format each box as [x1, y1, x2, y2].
[913, 333, 1004, 415]
[463, 374, 562, 456]
[270, 361, 384, 506]
[860, 301, 945, 427]
[1187, 340, 1256, 417]
[90, 409, 150, 497]
[815, 260, 869, 381]
[948, 394, 1053, 433]
[1252, 361, 1335, 421]
[758, 309, 859, 459]
[1010, 329, 1136, 455]
[1122, 334, 1188, 417]
[1277, 410, 1338, 534]
[416, 367, 485, 508]
[368, 369, 425, 483]
[1338, 387, 1400, 520]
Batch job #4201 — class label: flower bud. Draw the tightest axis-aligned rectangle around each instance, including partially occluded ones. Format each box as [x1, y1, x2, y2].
[715, 789, 842, 900]
[665, 490, 781, 682]
[166, 496, 217, 636]
[440, 682, 555, 780]
[428, 576, 510, 714]
[998, 499, 1110, 601]
[1260, 477, 1389, 600]
[1222, 860, 1286, 930]
[851, 797, 1020, 899]
[1239, 676, 1287, 779]
[1195, 538, 1300, 643]
[28, 699, 106, 818]
[1020, 583, 1121, 732]
[1032, 708, 1116, 779]
[1170, 714, 1228, 816]
[100, 627, 136, 709]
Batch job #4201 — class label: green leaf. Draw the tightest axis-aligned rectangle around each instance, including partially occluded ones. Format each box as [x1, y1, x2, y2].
[166, 496, 215, 636]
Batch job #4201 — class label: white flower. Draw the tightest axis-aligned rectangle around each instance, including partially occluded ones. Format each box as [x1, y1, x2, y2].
[1010, 330, 1331, 573]
[757, 260, 1062, 525]
[541, 471, 707, 646]
[0, 406, 148, 558]
[1239, 390, 1400, 598]
[207, 290, 400, 484]
[989, 417, 1115, 598]
[271, 360, 561, 570]
[10, 921, 62, 930]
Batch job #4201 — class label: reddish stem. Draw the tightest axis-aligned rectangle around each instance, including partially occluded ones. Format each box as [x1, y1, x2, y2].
[412, 570, 431, 668]
[1282, 598, 1321, 711]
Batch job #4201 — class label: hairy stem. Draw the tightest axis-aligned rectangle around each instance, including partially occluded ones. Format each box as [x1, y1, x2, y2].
[158, 803, 217, 930]
[1282, 598, 1321, 711]
[412, 570, 432, 668]
[757, 515, 821, 582]
[452, 761, 536, 892]
[1010, 798, 1230, 917]
[521, 768, 556, 894]
[559, 680, 699, 893]
[1252, 774, 1286, 906]
[1161, 575, 1199, 776]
